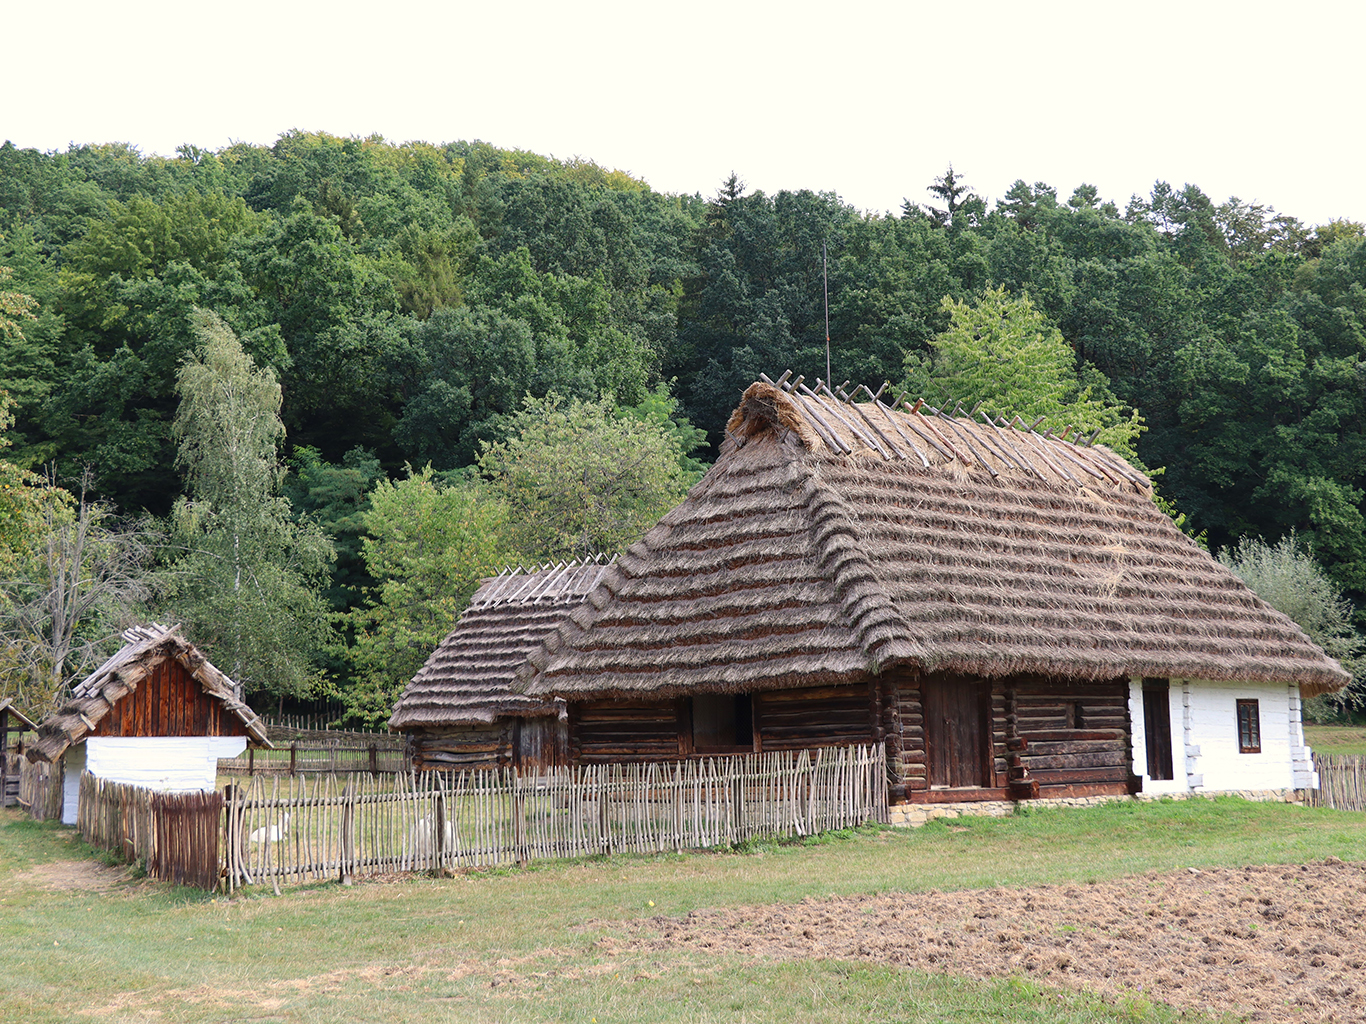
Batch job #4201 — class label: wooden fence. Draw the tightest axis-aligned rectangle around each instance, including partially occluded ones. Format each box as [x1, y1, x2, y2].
[222, 745, 887, 892]
[1306, 754, 1366, 811]
[218, 736, 409, 776]
[18, 756, 63, 820]
[77, 774, 223, 890]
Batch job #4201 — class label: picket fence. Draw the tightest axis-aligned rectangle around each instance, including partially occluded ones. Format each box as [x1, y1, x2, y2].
[77, 773, 223, 890]
[218, 736, 408, 776]
[222, 745, 886, 892]
[17, 757, 63, 820]
[1306, 753, 1366, 811]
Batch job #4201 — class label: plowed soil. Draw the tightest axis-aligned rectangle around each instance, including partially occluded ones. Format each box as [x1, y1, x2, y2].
[626, 858, 1366, 1023]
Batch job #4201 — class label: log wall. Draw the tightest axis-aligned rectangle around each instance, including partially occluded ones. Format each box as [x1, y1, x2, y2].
[410, 723, 510, 771]
[1014, 678, 1131, 788]
[894, 672, 1131, 802]
[574, 700, 681, 763]
[757, 685, 873, 751]
[570, 685, 876, 764]
[87, 657, 247, 739]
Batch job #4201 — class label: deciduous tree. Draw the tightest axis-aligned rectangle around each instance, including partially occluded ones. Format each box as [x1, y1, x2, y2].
[161, 310, 333, 702]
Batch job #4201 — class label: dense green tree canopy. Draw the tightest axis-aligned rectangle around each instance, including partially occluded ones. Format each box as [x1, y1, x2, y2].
[5, 131, 1366, 716]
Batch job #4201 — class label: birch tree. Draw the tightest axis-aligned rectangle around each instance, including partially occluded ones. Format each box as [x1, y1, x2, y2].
[163, 310, 333, 702]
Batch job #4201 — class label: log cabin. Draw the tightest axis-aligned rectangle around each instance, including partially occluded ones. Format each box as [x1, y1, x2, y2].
[506, 376, 1346, 806]
[26, 623, 271, 824]
[389, 559, 612, 771]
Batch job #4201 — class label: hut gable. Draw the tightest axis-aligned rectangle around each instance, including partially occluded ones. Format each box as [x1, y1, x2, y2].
[388, 558, 615, 731]
[28, 624, 270, 764]
[522, 376, 1349, 701]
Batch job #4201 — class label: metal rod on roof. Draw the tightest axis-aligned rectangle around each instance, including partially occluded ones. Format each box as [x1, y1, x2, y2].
[823, 242, 831, 389]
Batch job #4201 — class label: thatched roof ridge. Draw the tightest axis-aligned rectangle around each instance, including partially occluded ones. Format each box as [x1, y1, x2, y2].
[519, 379, 1349, 700]
[27, 623, 271, 763]
[388, 558, 614, 730]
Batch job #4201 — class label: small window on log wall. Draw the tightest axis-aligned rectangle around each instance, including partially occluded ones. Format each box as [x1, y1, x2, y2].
[692, 694, 754, 753]
[1237, 700, 1261, 754]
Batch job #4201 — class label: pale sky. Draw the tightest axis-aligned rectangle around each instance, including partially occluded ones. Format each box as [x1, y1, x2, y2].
[8, 0, 1363, 226]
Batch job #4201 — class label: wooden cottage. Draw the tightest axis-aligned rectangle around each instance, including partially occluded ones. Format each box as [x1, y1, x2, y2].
[389, 560, 613, 771]
[26, 623, 271, 824]
[507, 376, 1346, 804]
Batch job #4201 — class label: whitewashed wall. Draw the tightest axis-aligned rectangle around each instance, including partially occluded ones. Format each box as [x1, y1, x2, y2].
[1128, 678, 1313, 794]
[60, 744, 86, 825]
[85, 736, 247, 792]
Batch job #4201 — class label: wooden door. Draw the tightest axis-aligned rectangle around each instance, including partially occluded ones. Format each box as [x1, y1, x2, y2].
[513, 717, 568, 772]
[923, 679, 989, 788]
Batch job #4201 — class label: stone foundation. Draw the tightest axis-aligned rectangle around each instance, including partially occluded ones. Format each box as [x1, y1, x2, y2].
[887, 789, 1304, 828]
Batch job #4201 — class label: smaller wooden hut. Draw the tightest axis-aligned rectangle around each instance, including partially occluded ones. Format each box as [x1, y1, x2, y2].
[389, 559, 614, 771]
[26, 623, 271, 824]
[1, 698, 39, 808]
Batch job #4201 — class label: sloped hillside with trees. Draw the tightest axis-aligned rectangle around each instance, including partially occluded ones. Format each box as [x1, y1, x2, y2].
[1, 132, 1362, 719]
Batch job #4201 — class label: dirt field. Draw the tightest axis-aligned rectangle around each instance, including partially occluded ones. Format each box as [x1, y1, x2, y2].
[624, 858, 1366, 1023]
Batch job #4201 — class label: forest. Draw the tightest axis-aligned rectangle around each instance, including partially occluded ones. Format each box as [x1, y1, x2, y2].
[1, 131, 1364, 722]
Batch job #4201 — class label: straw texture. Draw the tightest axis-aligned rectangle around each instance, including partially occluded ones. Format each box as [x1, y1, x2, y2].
[521, 380, 1349, 700]
[28, 623, 271, 763]
[389, 559, 612, 730]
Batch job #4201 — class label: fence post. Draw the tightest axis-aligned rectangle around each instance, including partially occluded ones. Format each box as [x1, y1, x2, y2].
[434, 786, 447, 872]
[223, 784, 241, 892]
[339, 779, 355, 886]
[369, 743, 378, 778]
[513, 771, 527, 867]
[248, 746, 255, 776]
[289, 740, 297, 777]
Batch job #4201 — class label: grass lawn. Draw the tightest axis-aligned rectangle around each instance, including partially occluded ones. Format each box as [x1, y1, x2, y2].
[5, 796, 1361, 1023]
[1305, 723, 1366, 756]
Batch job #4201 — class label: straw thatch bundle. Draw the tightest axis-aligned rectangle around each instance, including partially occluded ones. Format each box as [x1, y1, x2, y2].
[519, 377, 1349, 701]
[27, 623, 270, 763]
[389, 558, 614, 730]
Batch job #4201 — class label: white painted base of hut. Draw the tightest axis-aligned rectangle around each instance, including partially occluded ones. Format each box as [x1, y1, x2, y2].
[60, 744, 86, 825]
[1127, 678, 1316, 797]
[59, 736, 247, 825]
[888, 788, 1305, 828]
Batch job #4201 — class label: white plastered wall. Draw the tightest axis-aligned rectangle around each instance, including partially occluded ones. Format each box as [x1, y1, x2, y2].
[1129, 678, 1313, 794]
[86, 736, 247, 791]
[1127, 678, 1186, 796]
[60, 743, 86, 826]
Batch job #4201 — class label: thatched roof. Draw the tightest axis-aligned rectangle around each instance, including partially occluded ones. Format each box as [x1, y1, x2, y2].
[388, 558, 615, 730]
[520, 376, 1350, 700]
[27, 623, 271, 763]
